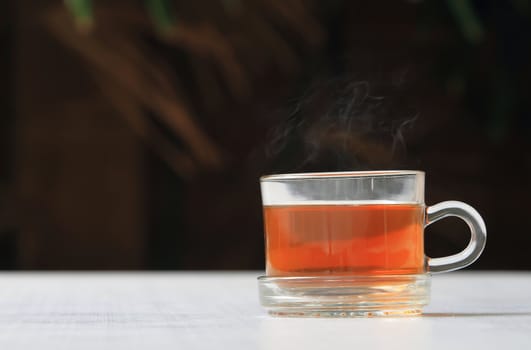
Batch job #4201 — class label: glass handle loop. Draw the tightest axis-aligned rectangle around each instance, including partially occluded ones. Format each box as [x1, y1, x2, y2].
[425, 201, 487, 274]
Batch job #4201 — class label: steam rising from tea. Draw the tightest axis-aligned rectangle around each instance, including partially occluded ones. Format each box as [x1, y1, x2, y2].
[265, 77, 418, 173]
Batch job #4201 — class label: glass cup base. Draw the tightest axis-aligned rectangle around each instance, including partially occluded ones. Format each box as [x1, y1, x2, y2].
[258, 274, 430, 318]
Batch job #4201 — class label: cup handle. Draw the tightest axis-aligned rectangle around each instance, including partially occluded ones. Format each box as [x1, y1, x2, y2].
[425, 201, 487, 274]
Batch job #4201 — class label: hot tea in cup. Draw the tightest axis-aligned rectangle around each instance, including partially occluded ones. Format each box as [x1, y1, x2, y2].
[258, 171, 486, 317]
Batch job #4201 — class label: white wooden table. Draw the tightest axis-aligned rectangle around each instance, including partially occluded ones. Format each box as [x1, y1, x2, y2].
[0, 272, 530, 349]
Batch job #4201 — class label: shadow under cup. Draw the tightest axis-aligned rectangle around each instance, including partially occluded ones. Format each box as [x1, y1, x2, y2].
[258, 171, 486, 317]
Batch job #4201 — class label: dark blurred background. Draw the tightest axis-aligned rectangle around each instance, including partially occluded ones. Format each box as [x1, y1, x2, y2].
[1, 0, 530, 270]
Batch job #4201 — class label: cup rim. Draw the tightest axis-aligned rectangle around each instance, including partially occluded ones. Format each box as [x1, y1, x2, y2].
[260, 170, 424, 181]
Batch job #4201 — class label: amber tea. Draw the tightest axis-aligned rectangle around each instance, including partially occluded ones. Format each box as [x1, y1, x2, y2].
[264, 203, 424, 276]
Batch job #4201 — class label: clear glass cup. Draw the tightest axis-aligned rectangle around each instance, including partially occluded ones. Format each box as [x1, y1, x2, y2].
[258, 170, 486, 317]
